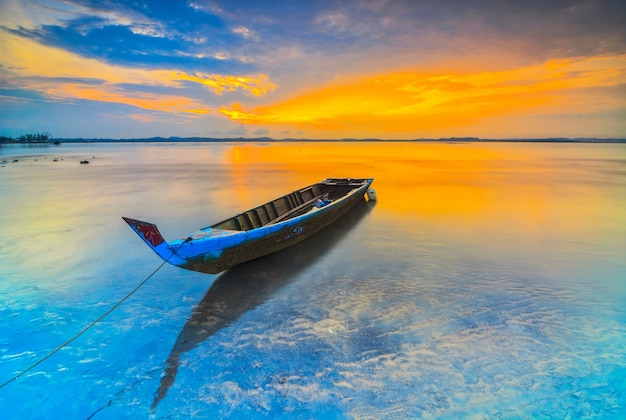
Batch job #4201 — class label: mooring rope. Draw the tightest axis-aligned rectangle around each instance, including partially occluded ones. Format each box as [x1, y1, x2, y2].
[0, 248, 179, 390]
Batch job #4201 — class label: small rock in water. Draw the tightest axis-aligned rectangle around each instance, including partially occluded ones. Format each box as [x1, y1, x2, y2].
[80, 160, 90, 164]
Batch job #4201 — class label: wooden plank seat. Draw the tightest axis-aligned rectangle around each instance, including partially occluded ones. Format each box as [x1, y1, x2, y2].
[267, 194, 327, 225]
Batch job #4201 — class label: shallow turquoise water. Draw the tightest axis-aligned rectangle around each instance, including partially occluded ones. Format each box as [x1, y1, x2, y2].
[1, 142, 625, 418]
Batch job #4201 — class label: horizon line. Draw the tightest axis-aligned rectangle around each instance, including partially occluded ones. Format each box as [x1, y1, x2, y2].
[3, 136, 625, 144]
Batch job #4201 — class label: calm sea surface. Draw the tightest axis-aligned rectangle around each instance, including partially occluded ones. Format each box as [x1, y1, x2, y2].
[0, 142, 625, 418]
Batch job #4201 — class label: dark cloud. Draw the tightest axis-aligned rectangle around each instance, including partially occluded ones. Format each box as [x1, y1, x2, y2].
[208, 0, 626, 53]
[449, 0, 626, 58]
[0, 87, 51, 102]
[200, 0, 626, 78]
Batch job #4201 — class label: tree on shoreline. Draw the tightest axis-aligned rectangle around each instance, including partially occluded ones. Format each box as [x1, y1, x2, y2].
[0, 132, 53, 143]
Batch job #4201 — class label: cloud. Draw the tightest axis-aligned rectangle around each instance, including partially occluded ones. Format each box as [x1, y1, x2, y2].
[252, 128, 270, 136]
[6, 22, 250, 73]
[232, 25, 259, 41]
[2, 0, 255, 74]
[129, 113, 157, 123]
[314, 12, 350, 32]
[171, 72, 275, 96]
[219, 55, 626, 135]
[1, 30, 275, 115]
[128, 21, 168, 38]
[45, 83, 210, 115]
[226, 124, 247, 136]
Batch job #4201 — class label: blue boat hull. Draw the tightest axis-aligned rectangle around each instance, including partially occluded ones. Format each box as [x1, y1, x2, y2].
[124, 178, 373, 274]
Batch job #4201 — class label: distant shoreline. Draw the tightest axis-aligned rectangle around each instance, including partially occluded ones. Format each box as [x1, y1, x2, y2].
[2, 137, 625, 144]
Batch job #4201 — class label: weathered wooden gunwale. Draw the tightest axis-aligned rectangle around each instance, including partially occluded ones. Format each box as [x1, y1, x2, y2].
[210, 181, 343, 231]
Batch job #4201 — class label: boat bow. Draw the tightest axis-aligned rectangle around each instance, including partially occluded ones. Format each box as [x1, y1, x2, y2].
[122, 217, 187, 266]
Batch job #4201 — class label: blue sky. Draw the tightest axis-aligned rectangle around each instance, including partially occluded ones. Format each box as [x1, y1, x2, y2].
[1, 0, 625, 139]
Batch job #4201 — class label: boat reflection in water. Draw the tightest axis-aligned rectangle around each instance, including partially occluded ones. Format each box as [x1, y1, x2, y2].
[152, 198, 375, 409]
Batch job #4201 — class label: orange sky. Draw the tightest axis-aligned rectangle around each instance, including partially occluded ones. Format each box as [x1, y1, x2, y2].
[219, 55, 626, 138]
[1, 1, 625, 139]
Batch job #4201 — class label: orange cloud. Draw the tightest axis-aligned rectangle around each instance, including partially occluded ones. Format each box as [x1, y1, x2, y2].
[219, 55, 626, 134]
[44, 83, 209, 115]
[130, 113, 157, 122]
[1, 31, 274, 114]
[167, 72, 275, 96]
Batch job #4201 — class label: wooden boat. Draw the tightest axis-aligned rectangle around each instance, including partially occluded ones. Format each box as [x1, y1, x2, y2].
[123, 178, 374, 274]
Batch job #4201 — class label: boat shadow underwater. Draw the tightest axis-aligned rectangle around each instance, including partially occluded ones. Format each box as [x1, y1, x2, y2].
[152, 198, 375, 409]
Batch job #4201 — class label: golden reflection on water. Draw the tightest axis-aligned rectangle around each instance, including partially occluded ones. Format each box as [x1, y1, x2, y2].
[1, 142, 624, 285]
[215, 141, 626, 275]
[222, 142, 623, 229]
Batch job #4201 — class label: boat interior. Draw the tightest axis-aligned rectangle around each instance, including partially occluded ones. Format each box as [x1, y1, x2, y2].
[209, 178, 368, 231]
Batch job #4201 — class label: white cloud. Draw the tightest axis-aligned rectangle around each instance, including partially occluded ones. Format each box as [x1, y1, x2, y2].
[0, 0, 78, 29]
[232, 25, 259, 41]
[129, 22, 168, 38]
[314, 12, 350, 32]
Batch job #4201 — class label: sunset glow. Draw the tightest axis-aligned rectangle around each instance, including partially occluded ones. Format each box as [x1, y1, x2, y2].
[220, 55, 626, 136]
[1, 1, 625, 138]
